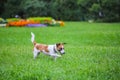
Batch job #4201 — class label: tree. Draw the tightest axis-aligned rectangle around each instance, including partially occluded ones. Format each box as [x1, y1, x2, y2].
[0, 0, 7, 17]
[51, 0, 82, 21]
[89, 3, 101, 20]
[20, 0, 46, 17]
[1, 0, 22, 18]
[77, 0, 97, 20]
[0, 0, 119, 22]
[101, 0, 120, 22]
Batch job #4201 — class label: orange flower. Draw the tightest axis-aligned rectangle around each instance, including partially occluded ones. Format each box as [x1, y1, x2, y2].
[60, 21, 65, 26]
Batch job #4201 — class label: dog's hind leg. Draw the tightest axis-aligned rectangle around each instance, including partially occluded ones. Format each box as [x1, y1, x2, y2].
[33, 48, 40, 59]
[33, 51, 37, 59]
[33, 51, 40, 59]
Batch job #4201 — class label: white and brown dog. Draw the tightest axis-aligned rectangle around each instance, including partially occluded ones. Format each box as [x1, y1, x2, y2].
[31, 32, 65, 60]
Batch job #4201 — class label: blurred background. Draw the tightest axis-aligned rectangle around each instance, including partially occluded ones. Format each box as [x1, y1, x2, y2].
[0, 0, 120, 22]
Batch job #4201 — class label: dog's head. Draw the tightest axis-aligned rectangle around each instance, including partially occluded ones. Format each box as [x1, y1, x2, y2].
[56, 43, 66, 55]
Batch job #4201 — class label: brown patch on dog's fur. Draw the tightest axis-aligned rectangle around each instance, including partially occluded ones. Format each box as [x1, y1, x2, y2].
[35, 44, 49, 53]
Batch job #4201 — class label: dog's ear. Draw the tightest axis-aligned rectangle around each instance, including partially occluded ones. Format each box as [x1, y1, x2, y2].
[56, 43, 61, 47]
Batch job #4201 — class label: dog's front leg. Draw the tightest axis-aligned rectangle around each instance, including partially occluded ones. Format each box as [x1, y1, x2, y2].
[50, 54, 61, 61]
[53, 56, 57, 61]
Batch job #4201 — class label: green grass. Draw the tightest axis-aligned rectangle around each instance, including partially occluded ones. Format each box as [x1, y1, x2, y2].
[0, 22, 120, 80]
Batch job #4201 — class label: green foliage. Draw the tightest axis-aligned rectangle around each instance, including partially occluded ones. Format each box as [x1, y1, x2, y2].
[21, 0, 48, 17]
[101, 0, 120, 22]
[0, 0, 120, 22]
[0, 18, 7, 23]
[27, 17, 53, 22]
[0, 22, 120, 80]
[89, 3, 101, 13]
[1, 0, 22, 18]
[6, 18, 21, 22]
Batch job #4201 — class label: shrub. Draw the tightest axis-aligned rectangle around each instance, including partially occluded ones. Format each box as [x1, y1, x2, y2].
[7, 17, 65, 27]
[0, 18, 7, 23]
[6, 18, 21, 22]
[27, 17, 53, 25]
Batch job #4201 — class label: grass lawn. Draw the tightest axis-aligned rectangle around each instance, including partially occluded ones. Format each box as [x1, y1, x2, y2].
[0, 22, 120, 80]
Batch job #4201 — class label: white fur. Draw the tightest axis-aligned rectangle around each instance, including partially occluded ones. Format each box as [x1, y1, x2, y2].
[33, 45, 61, 60]
[31, 32, 35, 43]
[33, 45, 61, 58]
[31, 32, 61, 60]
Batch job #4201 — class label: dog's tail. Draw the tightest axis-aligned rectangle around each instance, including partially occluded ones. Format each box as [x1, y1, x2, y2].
[31, 32, 36, 45]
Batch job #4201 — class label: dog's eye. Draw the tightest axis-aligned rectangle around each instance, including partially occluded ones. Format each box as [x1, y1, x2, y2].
[60, 48, 64, 51]
[59, 48, 62, 51]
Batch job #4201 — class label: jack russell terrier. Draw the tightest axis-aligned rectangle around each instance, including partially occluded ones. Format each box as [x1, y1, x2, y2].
[31, 32, 66, 60]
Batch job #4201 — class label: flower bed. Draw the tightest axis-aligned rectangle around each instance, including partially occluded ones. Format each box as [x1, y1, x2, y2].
[27, 24, 47, 27]
[8, 20, 39, 27]
[7, 17, 65, 27]
[27, 17, 53, 26]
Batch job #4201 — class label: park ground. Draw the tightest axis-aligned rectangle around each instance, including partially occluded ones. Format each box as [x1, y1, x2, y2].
[0, 22, 120, 80]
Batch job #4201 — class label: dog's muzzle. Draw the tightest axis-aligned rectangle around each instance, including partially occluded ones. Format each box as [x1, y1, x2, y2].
[59, 49, 65, 55]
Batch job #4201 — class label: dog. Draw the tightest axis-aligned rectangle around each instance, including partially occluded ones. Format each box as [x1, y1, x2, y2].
[31, 32, 66, 60]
